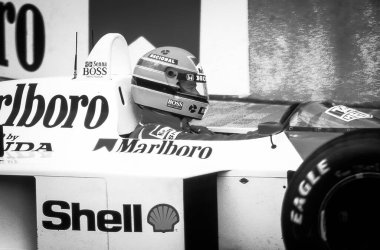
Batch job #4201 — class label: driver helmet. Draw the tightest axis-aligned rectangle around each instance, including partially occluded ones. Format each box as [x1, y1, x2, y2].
[131, 46, 209, 120]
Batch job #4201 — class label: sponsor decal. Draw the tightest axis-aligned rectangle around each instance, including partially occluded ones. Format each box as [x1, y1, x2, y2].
[42, 200, 143, 232]
[3, 141, 52, 152]
[290, 159, 330, 225]
[0, 83, 109, 129]
[195, 74, 206, 83]
[42, 200, 179, 233]
[167, 99, 183, 110]
[325, 105, 373, 122]
[186, 74, 194, 81]
[93, 138, 213, 159]
[161, 49, 170, 55]
[189, 105, 206, 115]
[83, 61, 108, 77]
[149, 126, 180, 140]
[148, 53, 178, 65]
[0, 2, 45, 71]
[198, 107, 206, 115]
[0, 158, 16, 164]
[147, 204, 179, 233]
[2, 132, 52, 152]
[189, 104, 197, 113]
[185, 74, 206, 83]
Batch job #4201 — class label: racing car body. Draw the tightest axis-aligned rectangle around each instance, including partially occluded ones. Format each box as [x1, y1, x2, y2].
[1, 33, 380, 250]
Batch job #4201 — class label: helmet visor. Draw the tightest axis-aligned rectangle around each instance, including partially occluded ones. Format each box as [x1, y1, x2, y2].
[176, 71, 208, 98]
[178, 80, 208, 99]
[178, 81, 208, 97]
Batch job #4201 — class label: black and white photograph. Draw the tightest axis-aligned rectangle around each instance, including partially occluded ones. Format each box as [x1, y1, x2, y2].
[0, 0, 379, 249]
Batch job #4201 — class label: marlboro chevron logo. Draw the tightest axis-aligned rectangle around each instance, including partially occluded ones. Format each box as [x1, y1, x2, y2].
[93, 138, 213, 159]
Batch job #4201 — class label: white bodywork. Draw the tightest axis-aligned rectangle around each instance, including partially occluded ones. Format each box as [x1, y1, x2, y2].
[0, 34, 302, 249]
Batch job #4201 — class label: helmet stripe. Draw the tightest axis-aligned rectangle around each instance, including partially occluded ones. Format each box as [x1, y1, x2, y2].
[137, 59, 167, 72]
[140, 57, 198, 72]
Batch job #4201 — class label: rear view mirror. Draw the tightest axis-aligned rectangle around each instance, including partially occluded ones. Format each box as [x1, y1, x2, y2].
[258, 121, 284, 135]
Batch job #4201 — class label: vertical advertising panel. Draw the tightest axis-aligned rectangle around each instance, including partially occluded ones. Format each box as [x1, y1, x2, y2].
[218, 175, 287, 249]
[200, 0, 250, 96]
[107, 177, 185, 250]
[0, 0, 89, 79]
[36, 176, 108, 249]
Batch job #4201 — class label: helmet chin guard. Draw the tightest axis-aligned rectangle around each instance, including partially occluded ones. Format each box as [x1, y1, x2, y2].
[131, 46, 209, 120]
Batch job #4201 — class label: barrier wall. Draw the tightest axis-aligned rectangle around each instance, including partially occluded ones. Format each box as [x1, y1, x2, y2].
[248, 0, 380, 105]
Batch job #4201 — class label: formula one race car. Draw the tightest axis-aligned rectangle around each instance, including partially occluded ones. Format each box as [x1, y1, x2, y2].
[1, 33, 380, 250]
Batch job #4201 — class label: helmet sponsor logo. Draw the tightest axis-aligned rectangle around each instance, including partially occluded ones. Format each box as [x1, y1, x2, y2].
[42, 200, 179, 233]
[0, 83, 109, 129]
[148, 54, 178, 65]
[184, 74, 206, 83]
[195, 74, 206, 83]
[167, 99, 183, 110]
[147, 204, 179, 233]
[83, 61, 108, 77]
[188, 105, 207, 115]
[161, 49, 170, 55]
[189, 105, 197, 113]
[186, 74, 194, 81]
[198, 107, 206, 115]
[325, 105, 373, 122]
[93, 138, 213, 159]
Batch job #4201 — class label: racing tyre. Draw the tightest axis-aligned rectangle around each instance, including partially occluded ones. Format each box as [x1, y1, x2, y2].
[281, 129, 380, 250]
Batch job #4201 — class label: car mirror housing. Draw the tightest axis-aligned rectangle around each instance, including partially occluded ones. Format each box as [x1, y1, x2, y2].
[258, 121, 284, 135]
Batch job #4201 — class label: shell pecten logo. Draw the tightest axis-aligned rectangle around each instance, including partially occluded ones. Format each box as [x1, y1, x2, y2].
[147, 204, 179, 233]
